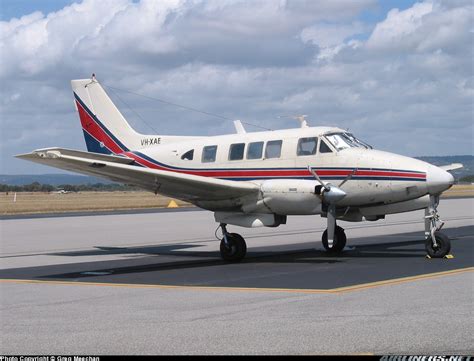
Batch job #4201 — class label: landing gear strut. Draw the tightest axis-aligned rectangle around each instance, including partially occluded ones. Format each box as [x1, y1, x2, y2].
[219, 223, 247, 262]
[321, 203, 347, 254]
[424, 195, 451, 258]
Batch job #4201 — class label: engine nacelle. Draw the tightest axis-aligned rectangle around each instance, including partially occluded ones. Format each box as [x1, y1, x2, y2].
[259, 179, 322, 215]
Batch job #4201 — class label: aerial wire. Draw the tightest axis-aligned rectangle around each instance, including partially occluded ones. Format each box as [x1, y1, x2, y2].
[106, 86, 161, 134]
[101, 83, 273, 131]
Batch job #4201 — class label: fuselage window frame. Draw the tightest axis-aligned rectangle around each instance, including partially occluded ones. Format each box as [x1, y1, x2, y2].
[228, 143, 246, 161]
[246, 141, 264, 160]
[265, 140, 283, 159]
[181, 149, 194, 161]
[297, 137, 318, 156]
[318, 139, 333, 154]
[202, 145, 218, 163]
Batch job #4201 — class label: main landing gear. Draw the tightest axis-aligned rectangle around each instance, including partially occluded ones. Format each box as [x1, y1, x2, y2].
[218, 224, 247, 262]
[424, 195, 451, 258]
[321, 203, 347, 255]
[322, 225, 347, 253]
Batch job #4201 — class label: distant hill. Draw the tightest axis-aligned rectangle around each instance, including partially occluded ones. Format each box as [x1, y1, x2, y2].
[0, 174, 115, 186]
[415, 155, 473, 181]
[1, 155, 472, 185]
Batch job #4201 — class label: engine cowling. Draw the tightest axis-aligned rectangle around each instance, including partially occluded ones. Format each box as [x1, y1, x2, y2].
[259, 179, 322, 215]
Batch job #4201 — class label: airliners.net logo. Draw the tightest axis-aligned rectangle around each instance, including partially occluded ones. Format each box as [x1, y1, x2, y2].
[381, 356, 472, 361]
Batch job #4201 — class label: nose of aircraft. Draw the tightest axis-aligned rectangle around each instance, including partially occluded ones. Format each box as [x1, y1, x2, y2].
[426, 166, 454, 195]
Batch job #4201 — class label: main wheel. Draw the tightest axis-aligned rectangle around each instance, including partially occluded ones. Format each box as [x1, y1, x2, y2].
[322, 226, 347, 253]
[425, 231, 451, 258]
[220, 233, 247, 262]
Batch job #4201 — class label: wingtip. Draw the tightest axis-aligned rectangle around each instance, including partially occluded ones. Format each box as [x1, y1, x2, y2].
[15, 148, 59, 160]
[15, 152, 35, 159]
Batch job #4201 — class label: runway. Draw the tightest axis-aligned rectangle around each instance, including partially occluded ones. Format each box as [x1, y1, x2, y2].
[1, 198, 473, 354]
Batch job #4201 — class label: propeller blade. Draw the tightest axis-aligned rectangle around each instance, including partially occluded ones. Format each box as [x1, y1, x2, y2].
[327, 204, 336, 248]
[338, 168, 357, 188]
[307, 166, 330, 191]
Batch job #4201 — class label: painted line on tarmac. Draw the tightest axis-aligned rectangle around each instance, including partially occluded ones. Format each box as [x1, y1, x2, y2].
[0, 206, 199, 220]
[330, 267, 473, 293]
[0, 267, 472, 295]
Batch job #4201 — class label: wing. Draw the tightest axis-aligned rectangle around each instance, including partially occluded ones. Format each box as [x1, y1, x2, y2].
[439, 163, 463, 172]
[16, 148, 260, 201]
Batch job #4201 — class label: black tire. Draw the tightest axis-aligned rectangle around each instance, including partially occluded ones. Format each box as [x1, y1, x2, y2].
[220, 233, 247, 262]
[425, 231, 451, 258]
[322, 226, 347, 253]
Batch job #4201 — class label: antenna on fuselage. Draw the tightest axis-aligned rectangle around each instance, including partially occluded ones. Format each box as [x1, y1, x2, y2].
[278, 114, 309, 128]
[233, 120, 247, 134]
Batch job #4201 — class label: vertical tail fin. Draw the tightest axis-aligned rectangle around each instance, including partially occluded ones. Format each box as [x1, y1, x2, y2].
[72, 76, 201, 154]
[72, 77, 143, 154]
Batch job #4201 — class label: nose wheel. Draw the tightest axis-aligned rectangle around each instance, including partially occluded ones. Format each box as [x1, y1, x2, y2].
[219, 224, 247, 262]
[424, 195, 451, 258]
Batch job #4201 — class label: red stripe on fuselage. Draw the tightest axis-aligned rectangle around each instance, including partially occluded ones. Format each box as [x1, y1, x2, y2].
[353, 170, 426, 179]
[123, 152, 426, 179]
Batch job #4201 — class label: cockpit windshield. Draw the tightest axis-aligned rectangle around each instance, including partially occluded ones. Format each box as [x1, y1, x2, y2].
[324, 132, 372, 151]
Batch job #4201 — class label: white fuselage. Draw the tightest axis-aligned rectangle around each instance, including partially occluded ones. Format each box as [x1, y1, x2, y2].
[120, 126, 453, 219]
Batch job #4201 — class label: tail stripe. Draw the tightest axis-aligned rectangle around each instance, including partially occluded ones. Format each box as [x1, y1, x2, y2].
[74, 92, 129, 153]
[82, 129, 113, 155]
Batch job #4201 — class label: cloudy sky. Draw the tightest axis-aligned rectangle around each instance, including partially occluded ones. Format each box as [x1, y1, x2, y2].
[0, 0, 472, 174]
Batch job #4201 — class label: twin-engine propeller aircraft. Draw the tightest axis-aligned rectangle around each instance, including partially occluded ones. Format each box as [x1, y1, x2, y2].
[18, 76, 463, 261]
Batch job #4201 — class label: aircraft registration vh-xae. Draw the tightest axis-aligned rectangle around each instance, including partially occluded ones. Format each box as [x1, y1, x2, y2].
[17, 75, 464, 261]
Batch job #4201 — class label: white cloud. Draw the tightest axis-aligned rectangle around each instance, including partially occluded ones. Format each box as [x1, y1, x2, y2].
[367, 2, 434, 49]
[301, 22, 365, 48]
[0, 11, 43, 37]
[367, 0, 473, 55]
[0, 0, 130, 76]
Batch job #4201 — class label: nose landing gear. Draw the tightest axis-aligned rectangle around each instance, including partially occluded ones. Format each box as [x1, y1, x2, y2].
[424, 195, 451, 258]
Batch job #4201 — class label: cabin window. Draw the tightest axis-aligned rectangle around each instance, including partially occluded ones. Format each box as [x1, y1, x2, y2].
[202, 145, 217, 163]
[297, 137, 317, 156]
[247, 141, 264, 160]
[229, 143, 245, 161]
[181, 149, 194, 160]
[265, 140, 282, 159]
[319, 139, 333, 154]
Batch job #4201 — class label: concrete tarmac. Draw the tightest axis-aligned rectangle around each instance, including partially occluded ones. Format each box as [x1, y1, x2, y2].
[0, 198, 473, 354]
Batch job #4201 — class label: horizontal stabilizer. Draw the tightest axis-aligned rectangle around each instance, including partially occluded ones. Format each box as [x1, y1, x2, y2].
[16, 147, 135, 165]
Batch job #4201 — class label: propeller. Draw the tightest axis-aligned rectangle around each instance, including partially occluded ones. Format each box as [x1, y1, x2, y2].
[307, 166, 357, 248]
